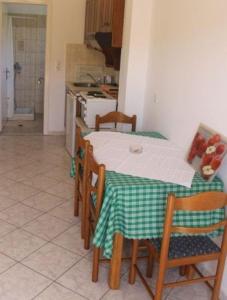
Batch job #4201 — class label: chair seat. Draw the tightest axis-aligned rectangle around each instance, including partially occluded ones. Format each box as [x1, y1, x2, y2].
[149, 236, 220, 259]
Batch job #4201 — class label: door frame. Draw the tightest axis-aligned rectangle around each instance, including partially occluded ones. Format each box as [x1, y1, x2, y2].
[0, 0, 51, 135]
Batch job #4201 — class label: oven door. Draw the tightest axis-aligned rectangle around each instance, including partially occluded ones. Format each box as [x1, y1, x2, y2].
[76, 95, 87, 122]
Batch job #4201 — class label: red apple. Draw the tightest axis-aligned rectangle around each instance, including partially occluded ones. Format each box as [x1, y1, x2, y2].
[210, 156, 222, 170]
[208, 134, 221, 146]
[201, 154, 213, 166]
[216, 144, 226, 155]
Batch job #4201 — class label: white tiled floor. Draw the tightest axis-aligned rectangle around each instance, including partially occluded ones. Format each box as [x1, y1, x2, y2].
[0, 135, 213, 299]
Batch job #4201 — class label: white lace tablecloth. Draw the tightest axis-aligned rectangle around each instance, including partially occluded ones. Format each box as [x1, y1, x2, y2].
[85, 131, 195, 188]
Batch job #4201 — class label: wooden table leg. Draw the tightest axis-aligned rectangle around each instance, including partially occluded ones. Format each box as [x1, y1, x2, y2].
[185, 265, 195, 279]
[108, 233, 124, 289]
[179, 266, 187, 276]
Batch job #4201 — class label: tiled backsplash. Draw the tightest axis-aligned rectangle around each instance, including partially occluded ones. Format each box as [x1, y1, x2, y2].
[13, 14, 46, 114]
[66, 44, 119, 84]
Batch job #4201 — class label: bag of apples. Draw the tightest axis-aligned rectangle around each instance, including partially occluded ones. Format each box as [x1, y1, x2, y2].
[187, 124, 227, 181]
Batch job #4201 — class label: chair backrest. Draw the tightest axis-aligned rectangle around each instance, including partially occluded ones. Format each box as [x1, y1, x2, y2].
[85, 145, 105, 228]
[95, 111, 137, 132]
[75, 126, 90, 189]
[169, 192, 227, 235]
[160, 192, 227, 263]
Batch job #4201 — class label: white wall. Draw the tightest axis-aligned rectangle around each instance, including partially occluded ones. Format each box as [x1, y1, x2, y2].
[0, 0, 86, 134]
[118, 0, 153, 130]
[46, 0, 85, 133]
[142, 0, 227, 297]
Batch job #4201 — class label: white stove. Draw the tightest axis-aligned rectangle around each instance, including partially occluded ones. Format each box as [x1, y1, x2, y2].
[77, 90, 117, 128]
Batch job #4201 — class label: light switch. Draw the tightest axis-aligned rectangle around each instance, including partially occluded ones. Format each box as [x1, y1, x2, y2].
[56, 61, 61, 71]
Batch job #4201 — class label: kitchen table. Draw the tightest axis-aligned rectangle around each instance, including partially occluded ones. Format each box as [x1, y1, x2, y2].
[71, 131, 224, 289]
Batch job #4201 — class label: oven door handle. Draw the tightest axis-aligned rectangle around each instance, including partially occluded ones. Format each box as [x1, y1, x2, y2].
[77, 97, 86, 105]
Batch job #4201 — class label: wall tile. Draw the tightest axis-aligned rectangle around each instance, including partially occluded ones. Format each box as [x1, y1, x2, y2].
[12, 14, 46, 113]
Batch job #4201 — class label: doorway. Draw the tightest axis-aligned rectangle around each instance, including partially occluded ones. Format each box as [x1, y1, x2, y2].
[0, 3, 47, 135]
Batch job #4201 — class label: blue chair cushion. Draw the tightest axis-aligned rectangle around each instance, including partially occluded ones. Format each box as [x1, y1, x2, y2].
[149, 236, 220, 259]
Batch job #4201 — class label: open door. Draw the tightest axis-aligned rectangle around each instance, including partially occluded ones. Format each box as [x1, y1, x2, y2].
[0, 3, 10, 131]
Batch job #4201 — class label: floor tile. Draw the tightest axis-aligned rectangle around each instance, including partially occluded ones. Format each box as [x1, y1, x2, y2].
[44, 166, 74, 185]
[0, 195, 17, 211]
[0, 203, 43, 227]
[23, 214, 72, 241]
[0, 229, 46, 261]
[0, 182, 40, 201]
[53, 225, 89, 256]
[4, 168, 31, 182]
[48, 200, 79, 224]
[0, 177, 15, 189]
[0, 253, 16, 274]
[101, 278, 151, 300]
[23, 192, 65, 212]
[167, 282, 211, 300]
[22, 175, 59, 191]
[46, 182, 74, 200]
[57, 258, 110, 300]
[0, 264, 51, 300]
[0, 219, 16, 238]
[22, 243, 81, 280]
[35, 283, 86, 300]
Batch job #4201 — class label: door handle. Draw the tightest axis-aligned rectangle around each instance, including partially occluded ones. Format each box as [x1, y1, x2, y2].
[5, 68, 10, 80]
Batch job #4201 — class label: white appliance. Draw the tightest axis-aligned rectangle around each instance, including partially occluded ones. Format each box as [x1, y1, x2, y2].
[79, 91, 117, 128]
[65, 91, 77, 157]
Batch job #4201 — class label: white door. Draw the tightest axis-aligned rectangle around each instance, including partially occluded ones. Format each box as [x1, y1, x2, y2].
[0, 3, 9, 131]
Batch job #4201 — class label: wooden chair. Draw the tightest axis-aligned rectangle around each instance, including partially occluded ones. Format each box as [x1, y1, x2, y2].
[74, 126, 90, 239]
[83, 145, 106, 282]
[129, 192, 227, 300]
[95, 111, 137, 132]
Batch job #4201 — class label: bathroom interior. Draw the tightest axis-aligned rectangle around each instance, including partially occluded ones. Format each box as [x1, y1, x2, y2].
[1, 3, 46, 135]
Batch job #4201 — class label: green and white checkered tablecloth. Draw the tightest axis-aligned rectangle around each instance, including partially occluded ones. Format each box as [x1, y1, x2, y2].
[90, 132, 224, 258]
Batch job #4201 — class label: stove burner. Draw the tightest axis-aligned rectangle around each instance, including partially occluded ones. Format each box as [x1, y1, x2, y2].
[87, 91, 107, 98]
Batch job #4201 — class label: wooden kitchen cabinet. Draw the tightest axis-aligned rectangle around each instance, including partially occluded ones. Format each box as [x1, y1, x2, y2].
[84, 0, 96, 42]
[85, 0, 125, 47]
[97, 0, 113, 32]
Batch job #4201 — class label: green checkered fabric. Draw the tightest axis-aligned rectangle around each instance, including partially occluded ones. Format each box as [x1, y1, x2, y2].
[93, 171, 224, 258]
[70, 131, 224, 258]
[91, 132, 224, 258]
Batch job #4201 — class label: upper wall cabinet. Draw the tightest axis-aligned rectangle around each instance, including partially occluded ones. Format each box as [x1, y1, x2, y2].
[97, 0, 113, 33]
[85, 0, 125, 48]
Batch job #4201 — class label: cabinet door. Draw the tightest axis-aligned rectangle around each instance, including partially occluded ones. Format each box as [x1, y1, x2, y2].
[97, 0, 113, 32]
[112, 0, 125, 47]
[85, 0, 97, 41]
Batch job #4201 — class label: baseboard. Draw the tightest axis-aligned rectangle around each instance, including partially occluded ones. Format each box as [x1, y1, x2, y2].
[44, 131, 65, 136]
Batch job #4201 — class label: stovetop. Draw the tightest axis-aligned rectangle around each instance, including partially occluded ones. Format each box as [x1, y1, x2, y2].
[87, 91, 107, 98]
[80, 91, 113, 100]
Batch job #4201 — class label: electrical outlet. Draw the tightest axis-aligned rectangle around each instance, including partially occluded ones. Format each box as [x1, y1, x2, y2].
[153, 93, 158, 103]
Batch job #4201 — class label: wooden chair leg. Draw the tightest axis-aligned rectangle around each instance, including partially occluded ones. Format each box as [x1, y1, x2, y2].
[74, 173, 79, 217]
[129, 239, 139, 284]
[146, 252, 154, 278]
[84, 199, 90, 250]
[154, 264, 166, 300]
[81, 198, 85, 239]
[212, 258, 227, 300]
[92, 247, 100, 282]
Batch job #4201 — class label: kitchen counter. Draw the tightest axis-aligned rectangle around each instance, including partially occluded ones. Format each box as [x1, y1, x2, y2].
[66, 81, 101, 96]
[66, 82, 118, 99]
